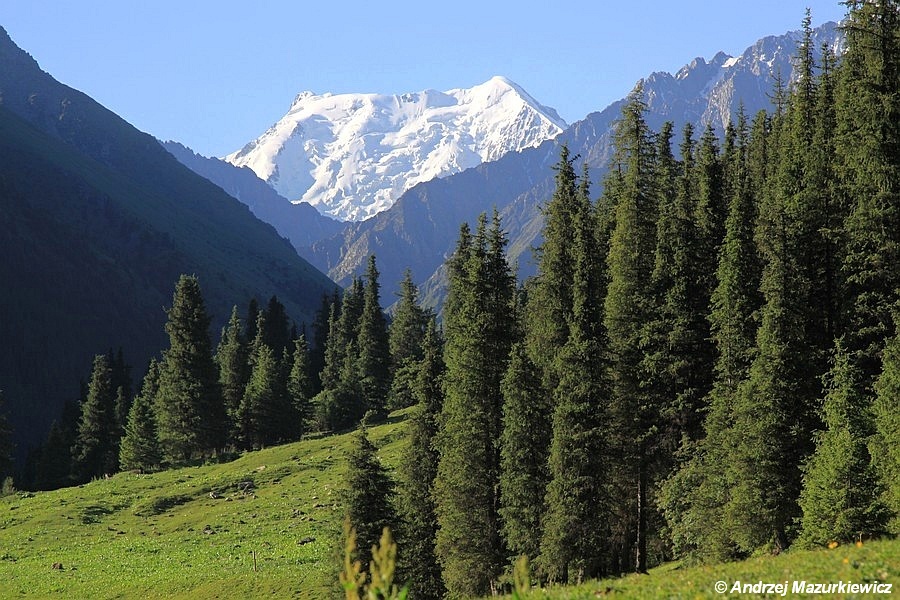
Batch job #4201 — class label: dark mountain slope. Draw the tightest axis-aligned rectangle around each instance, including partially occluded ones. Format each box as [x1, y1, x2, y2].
[0, 28, 337, 459]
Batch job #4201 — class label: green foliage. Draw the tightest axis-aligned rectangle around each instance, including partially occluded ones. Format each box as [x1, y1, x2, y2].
[343, 426, 396, 574]
[873, 327, 900, 532]
[798, 343, 889, 547]
[118, 360, 162, 473]
[499, 343, 550, 563]
[155, 275, 225, 462]
[287, 335, 314, 439]
[239, 344, 289, 449]
[396, 319, 445, 599]
[340, 519, 408, 600]
[358, 256, 392, 419]
[215, 306, 250, 445]
[73, 354, 120, 481]
[434, 213, 515, 597]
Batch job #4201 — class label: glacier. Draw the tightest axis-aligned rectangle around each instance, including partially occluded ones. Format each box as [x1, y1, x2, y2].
[223, 76, 567, 221]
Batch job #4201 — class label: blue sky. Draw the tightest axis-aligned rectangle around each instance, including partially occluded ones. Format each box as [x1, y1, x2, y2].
[2, 1, 846, 158]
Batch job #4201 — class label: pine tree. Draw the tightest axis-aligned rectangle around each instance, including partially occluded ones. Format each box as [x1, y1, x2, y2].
[260, 295, 292, 357]
[526, 144, 580, 383]
[357, 256, 392, 419]
[155, 275, 225, 462]
[603, 88, 659, 573]
[287, 335, 314, 440]
[343, 425, 396, 574]
[540, 158, 612, 581]
[396, 318, 445, 599]
[660, 109, 762, 563]
[109, 348, 133, 435]
[499, 342, 549, 563]
[434, 214, 515, 596]
[216, 306, 249, 445]
[119, 360, 162, 472]
[239, 343, 288, 449]
[310, 291, 339, 394]
[872, 326, 900, 533]
[798, 343, 889, 546]
[836, 0, 900, 385]
[388, 270, 429, 411]
[645, 121, 714, 449]
[32, 421, 73, 490]
[389, 269, 428, 369]
[73, 354, 119, 480]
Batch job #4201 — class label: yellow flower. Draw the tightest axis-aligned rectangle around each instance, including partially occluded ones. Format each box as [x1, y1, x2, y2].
[855, 540, 863, 548]
[828, 541, 839, 549]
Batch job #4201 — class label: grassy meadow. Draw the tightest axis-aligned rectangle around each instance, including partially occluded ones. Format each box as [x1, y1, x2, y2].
[1, 409, 896, 599]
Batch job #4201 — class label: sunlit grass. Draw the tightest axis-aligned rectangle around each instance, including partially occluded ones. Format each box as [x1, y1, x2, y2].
[0, 412, 409, 599]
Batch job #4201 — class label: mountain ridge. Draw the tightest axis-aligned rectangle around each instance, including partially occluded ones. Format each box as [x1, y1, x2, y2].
[298, 21, 843, 307]
[224, 76, 567, 221]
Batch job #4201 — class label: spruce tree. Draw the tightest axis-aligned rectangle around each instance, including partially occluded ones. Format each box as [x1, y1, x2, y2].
[119, 360, 162, 473]
[836, 0, 900, 385]
[661, 108, 762, 563]
[155, 275, 225, 462]
[73, 354, 119, 480]
[526, 144, 580, 383]
[872, 327, 900, 533]
[396, 318, 445, 599]
[388, 270, 429, 411]
[798, 343, 889, 546]
[357, 255, 392, 419]
[239, 343, 289, 449]
[287, 335, 314, 440]
[603, 88, 659, 573]
[540, 172, 611, 581]
[499, 342, 549, 563]
[216, 306, 249, 445]
[343, 425, 396, 574]
[434, 214, 515, 596]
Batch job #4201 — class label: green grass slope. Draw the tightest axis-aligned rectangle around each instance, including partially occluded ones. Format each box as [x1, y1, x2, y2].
[509, 540, 897, 599]
[0, 414, 408, 599]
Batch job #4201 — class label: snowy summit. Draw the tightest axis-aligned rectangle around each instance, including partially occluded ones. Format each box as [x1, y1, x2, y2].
[223, 76, 567, 221]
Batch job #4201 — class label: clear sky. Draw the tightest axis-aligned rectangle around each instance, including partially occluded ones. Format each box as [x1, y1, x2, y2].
[1, 1, 846, 158]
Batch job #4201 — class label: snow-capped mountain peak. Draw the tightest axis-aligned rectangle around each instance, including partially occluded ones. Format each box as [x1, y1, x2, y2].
[223, 77, 567, 221]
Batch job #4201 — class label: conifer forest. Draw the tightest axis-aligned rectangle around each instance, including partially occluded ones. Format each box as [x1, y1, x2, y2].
[2, 3, 900, 598]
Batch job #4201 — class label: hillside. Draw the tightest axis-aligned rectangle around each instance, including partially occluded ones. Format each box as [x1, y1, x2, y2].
[0, 413, 408, 599]
[1, 411, 895, 599]
[0, 27, 338, 457]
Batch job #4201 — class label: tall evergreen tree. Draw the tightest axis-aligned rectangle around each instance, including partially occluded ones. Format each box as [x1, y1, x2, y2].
[358, 255, 392, 419]
[388, 270, 429, 411]
[286, 335, 314, 440]
[239, 343, 289, 449]
[119, 359, 162, 473]
[836, 0, 900, 385]
[541, 168, 611, 582]
[526, 145, 580, 383]
[155, 275, 225, 462]
[343, 425, 397, 574]
[216, 306, 250, 445]
[603, 88, 659, 573]
[872, 326, 900, 533]
[499, 342, 549, 564]
[396, 318, 446, 599]
[798, 342, 889, 546]
[73, 354, 119, 480]
[661, 108, 762, 563]
[434, 213, 515, 596]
